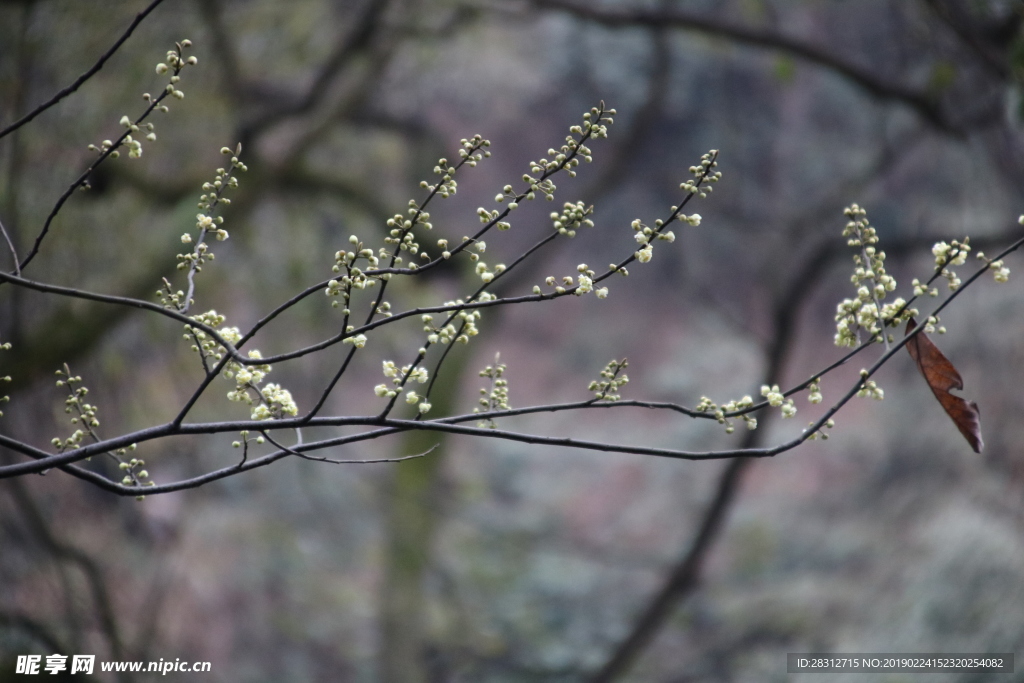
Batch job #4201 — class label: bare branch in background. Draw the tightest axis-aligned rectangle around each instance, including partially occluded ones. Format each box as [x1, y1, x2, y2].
[531, 0, 995, 134]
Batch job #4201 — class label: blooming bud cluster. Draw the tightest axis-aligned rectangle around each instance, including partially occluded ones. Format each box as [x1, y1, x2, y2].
[343, 333, 368, 349]
[695, 395, 757, 434]
[223, 349, 277, 413]
[539, 269, 604, 297]
[185, 314, 297, 420]
[932, 238, 971, 290]
[761, 384, 797, 418]
[834, 204, 912, 347]
[631, 215, 682, 263]
[575, 263, 596, 295]
[251, 384, 299, 421]
[588, 359, 629, 401]
[475, 357, 511, 428]
[681, 150, 722, 197]
[375, 360, 431, 414]
[976, 251, 1011, 284]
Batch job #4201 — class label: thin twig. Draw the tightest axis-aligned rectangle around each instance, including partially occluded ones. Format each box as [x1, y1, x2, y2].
[261, 430, 438, 464]
[0, 216, 20, 275]
[0, 0, 168, 140]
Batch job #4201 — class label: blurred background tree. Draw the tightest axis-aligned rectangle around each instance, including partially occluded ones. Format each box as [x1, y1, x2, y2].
[1, 0, 1023, 681]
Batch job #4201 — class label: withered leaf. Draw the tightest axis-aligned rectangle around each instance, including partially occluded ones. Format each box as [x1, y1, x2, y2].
[905, 318, 983, 453]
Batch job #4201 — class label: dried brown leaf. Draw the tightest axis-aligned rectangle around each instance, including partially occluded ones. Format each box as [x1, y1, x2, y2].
[905, 318, 983, 453]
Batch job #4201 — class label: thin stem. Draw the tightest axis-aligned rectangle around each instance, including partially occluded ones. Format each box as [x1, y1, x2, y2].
[0, 0, 168, 140]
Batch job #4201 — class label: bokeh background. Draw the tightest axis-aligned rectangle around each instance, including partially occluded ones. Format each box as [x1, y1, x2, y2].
[2, 1, 1024, 681]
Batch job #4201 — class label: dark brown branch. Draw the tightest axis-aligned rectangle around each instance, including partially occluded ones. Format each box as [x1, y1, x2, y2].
[0, 270, 251, 365]
[0, 0, 168, 140]
[238, 0, 390, 141]
[532, 0, 955, 133]
[7, 478, 127, 663]
[195, 0, 245, 103]
[920, 0, 1011, 79]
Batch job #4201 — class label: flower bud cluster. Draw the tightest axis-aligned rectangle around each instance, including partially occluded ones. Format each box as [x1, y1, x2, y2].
[530, 106, 613, 176]
[52, 369, 98, 441]
[231, 430, 265, 449]
[976, 251, 1011, 284]
[185, 310, 230, 359]
[155, 278, 189, 310]
[551, 201, 594, 238]
[475, 357, 511, 428]
[86, 40, 197, 163]
[681, 150, 722, 197]
[910, 277, 939, 298]
[932, 238, 970, 290]
[588, 359, 629, 401]
[695, 395, 757, 434]
[382, 199, 434, 264]
[154, 39, 196, 100]
[343, 334, 368, 349]
[252, 384, 299, 421]
[327, 236, 382, 310]
[630, 151, 717, 267]
[922, 314, 944, 334]
[834, 204, 911, 347]
[114, 445, 150, 488]
[804, 419, 836, 441]
[761, 384, 797, 418]
[475, 260, 506, 284]
[856, 372, 884, 400]
[630, 215, 684, 264]
[223, 345, 293, 420]
[175, 147, 245, 278]
[423, 296, 489, 345]
[420, 136, 491, 198]
[375, 360, 431, 414]
[520, 106, 613, 202]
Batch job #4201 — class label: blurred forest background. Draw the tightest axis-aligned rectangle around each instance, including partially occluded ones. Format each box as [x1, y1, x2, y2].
[2, 0, 1024, 681]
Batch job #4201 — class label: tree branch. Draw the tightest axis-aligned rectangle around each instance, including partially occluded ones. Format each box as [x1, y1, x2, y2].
[532, 0, 956, 133]
[0, 0, 168, 140]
